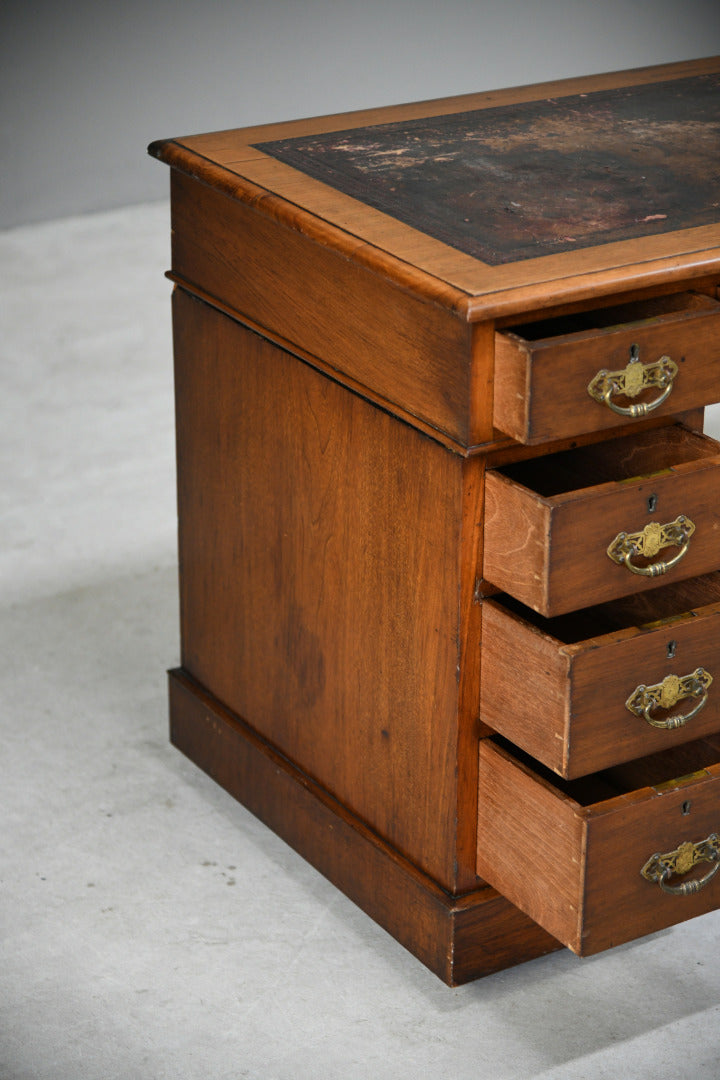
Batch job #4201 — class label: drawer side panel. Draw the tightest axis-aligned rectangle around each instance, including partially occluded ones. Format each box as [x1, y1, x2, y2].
[477, 740, 585, 950]
[483, 471, 551, 611]
[480, 600, 570, 775]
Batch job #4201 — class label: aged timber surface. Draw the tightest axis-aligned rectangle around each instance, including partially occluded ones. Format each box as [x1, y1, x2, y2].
[256, 74, 720, 265]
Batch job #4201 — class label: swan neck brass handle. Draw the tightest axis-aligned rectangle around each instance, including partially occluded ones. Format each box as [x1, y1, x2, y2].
[625, 668, 713, 729]
[607, 515, 695, 577]
[588, 345, 678, 417]
[641, 834, 720, 895]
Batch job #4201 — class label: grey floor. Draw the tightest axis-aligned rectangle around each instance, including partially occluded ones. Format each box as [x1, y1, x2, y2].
[2, 203, 720, 1080]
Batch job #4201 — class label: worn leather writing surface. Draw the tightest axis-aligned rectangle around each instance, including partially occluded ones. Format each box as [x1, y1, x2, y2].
[256, 74, 720, 265]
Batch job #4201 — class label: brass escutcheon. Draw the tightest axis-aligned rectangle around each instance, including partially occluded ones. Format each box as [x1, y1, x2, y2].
[607, 515, 695, 577]
[588, 345, 678, 417]
[625, 668, 713, 729]
[641, 833, 720, 895]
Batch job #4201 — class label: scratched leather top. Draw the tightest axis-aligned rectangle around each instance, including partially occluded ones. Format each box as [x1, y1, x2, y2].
[256, 74, 720, 266]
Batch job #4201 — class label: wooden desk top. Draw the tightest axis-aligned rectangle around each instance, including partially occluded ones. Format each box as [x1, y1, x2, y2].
[150, 57, 720, 320]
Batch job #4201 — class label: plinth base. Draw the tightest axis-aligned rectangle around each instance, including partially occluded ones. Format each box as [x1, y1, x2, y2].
[169, 668, 560, 985]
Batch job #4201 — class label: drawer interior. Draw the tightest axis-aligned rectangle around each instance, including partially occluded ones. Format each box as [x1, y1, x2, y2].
[506, 290, 720, 344]
[493, 569, 720, 646]
[494, 424, 719, 499]
[492, 732, 720, 809]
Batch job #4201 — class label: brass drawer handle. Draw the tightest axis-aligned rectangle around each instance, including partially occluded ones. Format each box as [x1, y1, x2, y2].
[607, 515, 695, 577]
[641, 834, 720, 895]
[625, 668, 713, 729]
[587, 345, 678, 417]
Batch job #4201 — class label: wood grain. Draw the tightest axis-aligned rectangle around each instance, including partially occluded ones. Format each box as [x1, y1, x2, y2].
[154, 57, 720, 979]
[494, 292, 720, 444]
[484, 426, 720, 615]
[456, 452, 488, 883]
[481, 575, 720, 778]
[582, 740, 720, 955]
[170, 169, 478, 447]
[477, 739, 586, 949]
[173, 287, 476, 889]
[480, 600, 571, 775]
[477, 736, 720, 954]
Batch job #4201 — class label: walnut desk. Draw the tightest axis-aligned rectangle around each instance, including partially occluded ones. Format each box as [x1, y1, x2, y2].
[150, 57, 720, 984]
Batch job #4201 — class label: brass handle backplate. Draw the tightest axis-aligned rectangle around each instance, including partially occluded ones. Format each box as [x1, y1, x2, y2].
[607, 515, 695, 577]
[588, 345, 678, 417]
[641, 834, 720, 895]
[625, 668, 713, 729]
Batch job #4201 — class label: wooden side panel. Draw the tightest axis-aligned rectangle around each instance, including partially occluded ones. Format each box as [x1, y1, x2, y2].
[482, 470, 551, 607]
[477, 740, 585, 950]
[496, 298, 720, 444]
[173, 288, 465, 888]
[169, 670, 561, 984]
[170, 170, 476, 446]
[479, 601, 570, 775]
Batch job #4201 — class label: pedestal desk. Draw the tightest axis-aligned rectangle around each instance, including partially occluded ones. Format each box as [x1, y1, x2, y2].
[150, 57, 720, 984]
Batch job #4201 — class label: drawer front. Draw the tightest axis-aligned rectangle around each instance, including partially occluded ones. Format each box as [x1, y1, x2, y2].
[477, 737, 720, 955]
[494, 292, 720, 445]
[480, 578, 720, 778]
[483, 427, 720, 617]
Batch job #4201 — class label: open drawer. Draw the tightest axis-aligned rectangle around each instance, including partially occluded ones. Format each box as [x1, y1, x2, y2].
[483, 425, 720, 617]
[494, 291, 720, 445]
[477, 735, 720, 955]
[481, 574, 720, 778]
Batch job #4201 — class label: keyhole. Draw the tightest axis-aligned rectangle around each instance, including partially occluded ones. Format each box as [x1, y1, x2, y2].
[682, 801, 691, 816]
[647, 494, 658, 513]
[667, 640, 677, 659]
